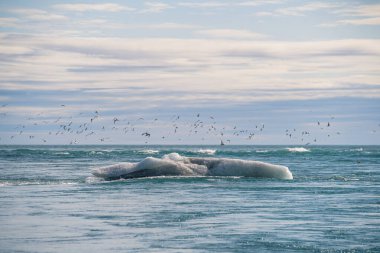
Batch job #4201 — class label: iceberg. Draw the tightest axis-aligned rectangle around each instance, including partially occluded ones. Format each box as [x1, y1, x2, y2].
[92, 153, 293, 180]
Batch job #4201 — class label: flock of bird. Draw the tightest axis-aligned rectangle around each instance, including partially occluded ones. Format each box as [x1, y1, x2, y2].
[0, 103, 377, 145]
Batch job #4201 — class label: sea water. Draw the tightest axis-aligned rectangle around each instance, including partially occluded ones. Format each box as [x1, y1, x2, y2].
[0, 145, 379, 252]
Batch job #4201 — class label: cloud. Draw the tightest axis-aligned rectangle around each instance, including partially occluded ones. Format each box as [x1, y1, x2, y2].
[237, 1, 284, 7]
[144, 22, 200, 29]
[335, 4, 380, 18]
[53, 3, 132, 12]
[1, 35, 379, 103]
[257, 2, 340, 17]
[141, 2, 173, 13]
[253, 2, 378, 27]
[175, 1, 284, 9]
[335, 4, 380, 26]
[337, 17, 380, 26]
[0, 17, 20, 28]
[196, 29, 266, 39]
[9, 8, 67, 21]
[0, 44, 33, 55]
[255, 11, 276, 17]
[277, 2, 339, 16]
[178, 2, 229, 8]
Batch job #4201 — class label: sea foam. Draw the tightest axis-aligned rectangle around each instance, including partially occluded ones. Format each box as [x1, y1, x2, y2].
[286, 147, 310, 153]
[92, 153, 293, 180]
[137, 149, 160, 154]
[196, 149, 216, 155]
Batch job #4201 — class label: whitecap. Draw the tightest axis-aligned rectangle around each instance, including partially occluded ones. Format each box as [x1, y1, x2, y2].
[137, 149, 159, 155]
[256, 150, 269, 153]
[163, 152, 186, 162]
[92, 153, 293, 180]
[349, 148, 363, 152]
[286, 147, 310, 153]
[54, 152, 70, 155]
[89, 151, 105, 155]
[0, 180, 79, 186]
[196, 149, 216, 155]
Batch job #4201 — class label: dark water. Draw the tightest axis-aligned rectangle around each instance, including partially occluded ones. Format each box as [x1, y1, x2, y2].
[0, 145, 379, 252]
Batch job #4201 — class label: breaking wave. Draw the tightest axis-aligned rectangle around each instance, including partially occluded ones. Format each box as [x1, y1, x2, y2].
[256, 150, 269, 153]
[195, 149, 216, 155]
[286, 147, 310, 153]
[92, 153, 293, 180]
[349, 148, 363, 152]
[137, 149, 160, 155]
[0, 179, 79, 187]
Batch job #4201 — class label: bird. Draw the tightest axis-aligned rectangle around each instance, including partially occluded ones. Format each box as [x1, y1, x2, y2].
[142, 132, 151, 137]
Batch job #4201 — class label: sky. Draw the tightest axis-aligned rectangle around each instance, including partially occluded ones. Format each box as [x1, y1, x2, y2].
[0, 0, 379, 145]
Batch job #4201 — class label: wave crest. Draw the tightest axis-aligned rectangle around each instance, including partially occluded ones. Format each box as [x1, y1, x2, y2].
[196, 149, 216, 155]
[137, 149, 159, 154]
[286, 147, 310, 153]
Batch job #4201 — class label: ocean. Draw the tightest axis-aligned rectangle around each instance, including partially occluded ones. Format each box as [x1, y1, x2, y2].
[0, 145, 379, 252]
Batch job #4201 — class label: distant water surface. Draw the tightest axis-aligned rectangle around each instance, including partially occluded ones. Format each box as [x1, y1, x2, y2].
[0, 145, 379, 252]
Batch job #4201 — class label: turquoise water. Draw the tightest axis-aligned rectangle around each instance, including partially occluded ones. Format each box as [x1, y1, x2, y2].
[0, 145, 379, 252]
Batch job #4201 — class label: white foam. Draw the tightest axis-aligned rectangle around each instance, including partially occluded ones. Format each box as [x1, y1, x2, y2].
[196, 149, 216, 155]
[163, 152, 186, 162]
[256, 150, 269, 153]
[89, 151, 104, 155]
[53, 152, 70, 155]
[349, 148, 363, 152]
[286, 147, 310, 153]
[0, 180, 79, 186]
[92, 153, 293, 180]
[137, 149, 159, 154]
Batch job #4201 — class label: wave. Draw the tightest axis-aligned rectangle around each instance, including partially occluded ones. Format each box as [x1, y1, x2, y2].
[196, 149, 216, 155]
[0, 179, 79, 187]
[53, 152, 70, 155]
[286, 147, 310, 153]
[256, 150, 269, 153]
[92, 153, 293, 180]
[349, 148, 363, 152]
[89, 151, 105, 155]
[136, 149, 159, 155]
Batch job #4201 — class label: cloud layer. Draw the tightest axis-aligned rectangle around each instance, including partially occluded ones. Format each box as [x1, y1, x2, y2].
[1, 35, 379, 97]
